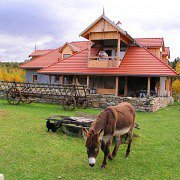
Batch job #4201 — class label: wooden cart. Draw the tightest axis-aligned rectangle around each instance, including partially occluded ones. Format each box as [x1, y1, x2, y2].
[0, 81, 89, 111]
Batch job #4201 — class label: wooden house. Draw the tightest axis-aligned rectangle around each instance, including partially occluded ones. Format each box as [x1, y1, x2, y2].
[21, 13, 178, 97]
[21, 42, 88, 83]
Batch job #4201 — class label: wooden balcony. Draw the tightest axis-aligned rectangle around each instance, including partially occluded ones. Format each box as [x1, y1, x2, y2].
[88, 56, 121, 68]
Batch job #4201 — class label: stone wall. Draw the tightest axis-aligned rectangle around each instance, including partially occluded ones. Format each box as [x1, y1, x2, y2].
[89, 94, 174, 112]
[0, 90, 174, 112]
[0, 91, 5, 99]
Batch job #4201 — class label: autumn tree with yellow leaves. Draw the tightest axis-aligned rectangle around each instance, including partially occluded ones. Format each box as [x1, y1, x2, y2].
[0, 62, 25, 82]
[171, 58, 180, 95]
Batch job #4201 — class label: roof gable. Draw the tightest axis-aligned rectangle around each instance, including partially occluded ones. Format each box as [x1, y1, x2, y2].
[80, 14, 133, 41]
[59, 43, 81, 53]
[59, 41, 88, 53]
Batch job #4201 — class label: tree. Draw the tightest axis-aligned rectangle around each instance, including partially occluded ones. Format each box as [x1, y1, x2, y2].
[172, 60, 180, 94]
[0, 62, 25, 82]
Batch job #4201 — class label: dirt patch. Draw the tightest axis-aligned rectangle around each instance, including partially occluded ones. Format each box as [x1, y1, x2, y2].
[0, 110, 7, 118]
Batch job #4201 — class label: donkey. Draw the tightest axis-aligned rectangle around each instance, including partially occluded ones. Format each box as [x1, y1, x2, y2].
[82, 102, 135, 168]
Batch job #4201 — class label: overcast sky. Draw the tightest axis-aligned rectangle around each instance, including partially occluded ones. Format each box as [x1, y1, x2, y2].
[0, 0, 179, 62]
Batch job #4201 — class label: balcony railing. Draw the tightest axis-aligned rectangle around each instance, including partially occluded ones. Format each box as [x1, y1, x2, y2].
[88, 56, 121, 68]
[89, 56, 118, 61]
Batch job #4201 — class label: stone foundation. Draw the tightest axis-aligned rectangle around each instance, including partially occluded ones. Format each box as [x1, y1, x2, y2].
[0, 91, 174, 112]
[89, 94, 174, 112]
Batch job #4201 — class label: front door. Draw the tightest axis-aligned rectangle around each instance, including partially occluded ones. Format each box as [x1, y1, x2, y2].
[118, 77, 125, 96]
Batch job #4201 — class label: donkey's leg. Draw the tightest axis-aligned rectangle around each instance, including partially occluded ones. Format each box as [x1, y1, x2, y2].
[101, 140, 105, 152]
[112, 136, 121, 158]
[108, 136, 121, 160]
[125, 130, 133, 158]
[101, 139, 112, 168]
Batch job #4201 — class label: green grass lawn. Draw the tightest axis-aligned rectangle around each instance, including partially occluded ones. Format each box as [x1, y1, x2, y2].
[0, 99, 179, 180]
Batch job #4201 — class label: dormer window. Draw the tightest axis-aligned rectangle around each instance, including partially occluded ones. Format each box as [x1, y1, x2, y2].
[63, 54, 71, 59]
[79, 14, 132, 68]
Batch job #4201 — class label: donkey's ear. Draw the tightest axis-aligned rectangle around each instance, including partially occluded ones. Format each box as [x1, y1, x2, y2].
[82, 127, 88, 137]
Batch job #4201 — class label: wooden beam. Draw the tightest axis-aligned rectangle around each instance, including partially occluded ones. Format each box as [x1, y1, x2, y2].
[166, 77, 169, 96]
[49, 75, 52, 84]
[124, 77, 128, 96]
[147, 77, 151, 96]
[117, 32, 121, 60]
[88, 36, 91, 59]
[87, 76, 90, 89]
[60, 75, 64, 84]
[115, 76, 119, 96]
[155, 78, 160, 96]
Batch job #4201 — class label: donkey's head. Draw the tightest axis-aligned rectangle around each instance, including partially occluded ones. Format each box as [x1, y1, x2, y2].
[82, 128, 102, 167]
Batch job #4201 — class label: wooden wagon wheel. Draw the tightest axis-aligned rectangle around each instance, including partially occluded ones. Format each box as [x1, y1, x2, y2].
[76, 98, 82, 108]
[62, 95, 76, 111]
[76, 98, 89, 109]
[82, 100, 89, 109]
[6, 87, 21, 105]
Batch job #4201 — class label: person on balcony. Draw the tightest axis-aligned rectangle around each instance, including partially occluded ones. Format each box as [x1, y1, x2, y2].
[98, 51, 108, 60]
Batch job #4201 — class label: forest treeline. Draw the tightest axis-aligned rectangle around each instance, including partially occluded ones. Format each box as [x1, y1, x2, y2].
[0, 62, 25, 82]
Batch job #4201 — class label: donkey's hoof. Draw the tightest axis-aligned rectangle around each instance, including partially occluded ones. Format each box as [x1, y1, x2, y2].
[108, 154, 113, 160]
[101, 164, 106, 169]
[125, 154, 129, 158]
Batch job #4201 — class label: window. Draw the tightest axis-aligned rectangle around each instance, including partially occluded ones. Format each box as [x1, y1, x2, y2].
[105, 50, 112, 56]
[55, 76, 60, 83]
[120, 51, 126, 59]
[103, 48, 116, 60]
[32, 75, 37, 82]
[63, 54, 71, 59]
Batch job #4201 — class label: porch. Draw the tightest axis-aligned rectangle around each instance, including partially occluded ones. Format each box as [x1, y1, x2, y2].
[50, 75, 172, 98]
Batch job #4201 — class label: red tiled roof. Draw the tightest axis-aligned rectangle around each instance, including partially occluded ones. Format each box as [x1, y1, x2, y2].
[70, 41, 88, 50]
[59, 41, 88, 53]
[21, 48, 62, 69]
[29, 50, 53, 57]
[135, 38, 164, 47]
[21, 41, 88, 69]
[39, 46, 177, 76]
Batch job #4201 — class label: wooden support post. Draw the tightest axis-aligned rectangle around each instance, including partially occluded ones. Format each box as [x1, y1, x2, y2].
[87, 76, 90, 89]
[115, 76, 119, 96]
[147, 77, 151, 96]
[124, 77, 128, 96]
[155, 78, 160, 96]
[60, 75, 64, 84]
[49, 75, 52, 84]
[166, 77, 169, 96]
[88, 36, 91, 60]
[117, 33, 121, 60]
